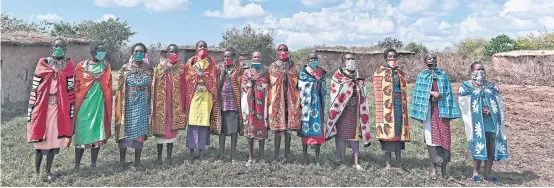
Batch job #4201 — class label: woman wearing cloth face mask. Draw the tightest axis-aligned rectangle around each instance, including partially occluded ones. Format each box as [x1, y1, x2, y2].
[241, 51, 270, 166]
[373, 48, 410, 170]
[27, 38, 74, 181]
[298, 52, 327, 165]
[215, 49, 244, 162]
[150, 44, 185, 165]
[325, 53, 371, 170]
[73, 41, 112, 172]
[458, 62, 507, 183]
[114, 43, 153, 171]
[410, 54, 460, 180]
[181, 40, 220, 160]
[268, 44, 301, 162]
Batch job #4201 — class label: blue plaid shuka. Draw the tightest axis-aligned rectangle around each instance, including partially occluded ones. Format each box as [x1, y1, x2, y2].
[124, 72, 151, 140]
[410, 68, 460, 121]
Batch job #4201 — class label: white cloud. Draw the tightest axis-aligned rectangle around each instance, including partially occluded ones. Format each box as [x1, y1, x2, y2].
[100, 14, 118, 21]
[300, 0, 342, 6]
[539, 16, 554, 30]
[249, 0, 266, 2]
[398, 0, 435, 14]
[354, 0, 379, 10]
[442, 0, 460, 11]
[459, 16, 483, 36]
[507, 16, 537, 30]
[94, 0, 190, 12]
[36, 14, 63, 22]
[238, 0, 554, 50]
[353, 14, 395, 34]
[500, 0, 554, 18]
[467, 0, 502, 16]
[204, 0, 265, 19]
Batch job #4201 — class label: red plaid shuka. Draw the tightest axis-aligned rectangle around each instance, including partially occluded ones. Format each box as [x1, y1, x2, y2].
[430, 79, 451, 150]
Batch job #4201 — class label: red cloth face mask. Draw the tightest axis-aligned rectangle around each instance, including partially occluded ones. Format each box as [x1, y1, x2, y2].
[197, 49, 208, 59]
[224, 59, 234, 66]
[388, 60, 397, 68]
[279, 51, 289, 60]
[169, 54, 179, 64]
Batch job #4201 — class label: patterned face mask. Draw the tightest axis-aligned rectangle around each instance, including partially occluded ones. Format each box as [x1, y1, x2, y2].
[345, 60, 356, 70]
[472, 70, 486, 85]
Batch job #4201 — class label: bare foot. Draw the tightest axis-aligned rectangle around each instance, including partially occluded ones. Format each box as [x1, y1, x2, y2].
[430, 170, 438, 181]
[245, 160, 253, 167]
[353, 164, 364, 170]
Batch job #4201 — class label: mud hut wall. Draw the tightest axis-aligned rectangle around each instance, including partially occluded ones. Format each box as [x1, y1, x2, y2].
[491, 56, 554, 85]
[1, 44, 90, 104]
[316, 51, 420, 80]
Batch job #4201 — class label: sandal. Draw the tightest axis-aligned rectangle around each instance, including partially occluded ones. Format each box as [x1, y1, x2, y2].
[245, 160, 253, 167]
[472, 176, 482, 183]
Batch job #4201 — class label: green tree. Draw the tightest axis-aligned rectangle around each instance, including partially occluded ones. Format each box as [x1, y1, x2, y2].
[1, 14, 44, 34]
[47, 18, 136, 68]
[377, 37, 404, 49]
[404, 42, 428, 58]
[219, 24, 275, 65]
[484, 34, 519, 57]
[47, 21, 79, 37]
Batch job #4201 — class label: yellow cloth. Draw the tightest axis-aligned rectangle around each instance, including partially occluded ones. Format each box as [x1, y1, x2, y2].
[188, 91, 213, 126]
[188, 58, 213, 126]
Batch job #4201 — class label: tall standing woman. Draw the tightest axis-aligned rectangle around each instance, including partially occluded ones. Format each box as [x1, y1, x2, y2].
[151, 44, 186, 165]
[73, 41, 112, 171]
[114, 43, 153, 170]
[27, 38, 74, 181]
[182, 40, 220, 160]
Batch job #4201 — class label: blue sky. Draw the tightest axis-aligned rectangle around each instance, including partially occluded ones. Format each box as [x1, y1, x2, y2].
[3, 0, 554, 50]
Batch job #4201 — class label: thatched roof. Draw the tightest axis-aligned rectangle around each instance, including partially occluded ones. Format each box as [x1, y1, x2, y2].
[1, 31, 92, 46]
[493, 50, 554, 57]
[178, 45, 225, 52]
[314, 48, 415, 55]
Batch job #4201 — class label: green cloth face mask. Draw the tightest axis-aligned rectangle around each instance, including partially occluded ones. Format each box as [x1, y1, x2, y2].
[52, 47, 65, 57]
[133, 52, 145, 62]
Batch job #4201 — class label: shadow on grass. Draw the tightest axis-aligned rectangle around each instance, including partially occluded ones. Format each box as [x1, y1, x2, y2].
[449, 164, 540, 185]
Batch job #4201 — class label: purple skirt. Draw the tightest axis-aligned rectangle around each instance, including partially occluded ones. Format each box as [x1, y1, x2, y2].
[118, 139, 144, 149]
[186, 125, 211, 149]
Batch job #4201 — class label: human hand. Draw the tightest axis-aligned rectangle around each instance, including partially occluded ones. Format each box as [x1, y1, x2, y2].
[483, 107, 491, 116]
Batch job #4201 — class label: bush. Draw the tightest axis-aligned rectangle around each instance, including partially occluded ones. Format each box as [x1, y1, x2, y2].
[516, 31, 554, 50]
[454, 37, 489, 62]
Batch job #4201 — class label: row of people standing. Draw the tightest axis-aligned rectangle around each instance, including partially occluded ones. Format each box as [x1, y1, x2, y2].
[27, 38, 507, 183]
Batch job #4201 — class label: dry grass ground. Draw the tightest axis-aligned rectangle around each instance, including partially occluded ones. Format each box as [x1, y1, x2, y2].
[1, 76, 552, 186]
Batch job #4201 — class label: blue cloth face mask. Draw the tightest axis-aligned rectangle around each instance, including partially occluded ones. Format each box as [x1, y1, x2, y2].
[309, 60, 319, 68]
[252, 62, 262, 69]
[95, 51, 106, 61]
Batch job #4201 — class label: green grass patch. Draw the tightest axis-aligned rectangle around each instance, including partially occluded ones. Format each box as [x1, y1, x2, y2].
[1, 76, 503, 186]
